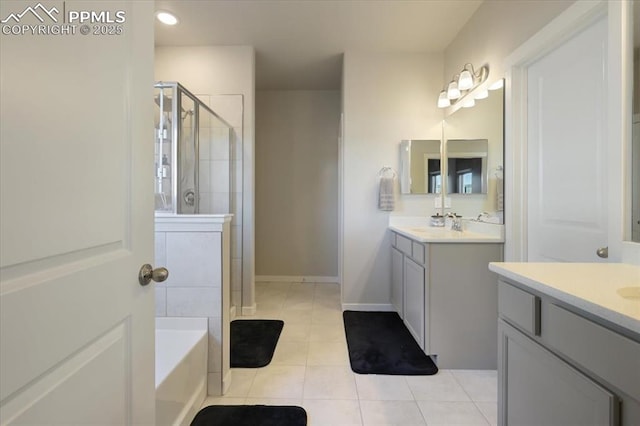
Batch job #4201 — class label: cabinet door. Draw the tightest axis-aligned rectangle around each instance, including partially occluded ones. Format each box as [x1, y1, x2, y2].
[403, 257, 425, 349]
[499, 320, 618, 426]
[391, 247, 404, 318]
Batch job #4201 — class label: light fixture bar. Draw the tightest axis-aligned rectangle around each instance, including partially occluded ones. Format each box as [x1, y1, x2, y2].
[437, 63, 490, 109]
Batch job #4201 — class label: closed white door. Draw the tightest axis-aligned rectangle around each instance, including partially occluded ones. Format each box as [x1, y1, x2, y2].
[527, 16, 610, 262]
[0, 1, 155, 423]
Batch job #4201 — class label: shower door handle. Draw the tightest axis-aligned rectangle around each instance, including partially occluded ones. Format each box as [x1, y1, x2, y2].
[184, 190, 196, 206]
[138, 264, 169, 286]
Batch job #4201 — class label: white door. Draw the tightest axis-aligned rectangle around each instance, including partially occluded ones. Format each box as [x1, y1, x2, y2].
[527, 16, 609, 262]
[0, 1, 155, 423]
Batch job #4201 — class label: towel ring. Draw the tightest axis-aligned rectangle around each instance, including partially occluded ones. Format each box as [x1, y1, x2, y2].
[378, 166, 396, 178]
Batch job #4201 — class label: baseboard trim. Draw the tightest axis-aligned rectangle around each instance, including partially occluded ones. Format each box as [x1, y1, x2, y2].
[241, 304, 256, 316]
[341, 303, 395, 312]
[255, 275, 339, 283]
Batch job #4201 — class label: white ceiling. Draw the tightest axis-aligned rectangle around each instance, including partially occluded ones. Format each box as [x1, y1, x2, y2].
[154, 0, 483, 90]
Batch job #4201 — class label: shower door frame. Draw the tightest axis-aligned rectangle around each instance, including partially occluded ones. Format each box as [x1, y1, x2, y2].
[155, 81, 233, 215]
[175, 83, 200, 215]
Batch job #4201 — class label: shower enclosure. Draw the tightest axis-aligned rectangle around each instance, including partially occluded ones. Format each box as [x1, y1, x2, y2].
[154, 81, 231, 214]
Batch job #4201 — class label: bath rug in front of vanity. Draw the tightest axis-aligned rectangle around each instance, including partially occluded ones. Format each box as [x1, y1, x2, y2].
[191, 405, 307, 426]
[343, 310, 438, 375]
[230, 319, 284, 367]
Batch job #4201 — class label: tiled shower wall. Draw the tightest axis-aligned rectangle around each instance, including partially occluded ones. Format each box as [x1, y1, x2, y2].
[197, 94, 244, 312]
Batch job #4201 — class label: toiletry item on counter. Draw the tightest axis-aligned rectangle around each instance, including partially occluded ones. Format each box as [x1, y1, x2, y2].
[430, 213, 445, 227]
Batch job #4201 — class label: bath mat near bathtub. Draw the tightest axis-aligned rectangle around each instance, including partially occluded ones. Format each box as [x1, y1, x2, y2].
[191, 405, 307, 426]
[343, 310, 438, 375]
[230, 319, 284, 368]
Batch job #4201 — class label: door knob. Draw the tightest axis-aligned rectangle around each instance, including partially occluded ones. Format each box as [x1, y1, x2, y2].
[596, 247, 608, 259]
[138, 264, 169, 286]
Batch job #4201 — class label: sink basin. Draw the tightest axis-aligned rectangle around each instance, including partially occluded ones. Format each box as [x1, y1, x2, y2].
[617, 286, 640, 300]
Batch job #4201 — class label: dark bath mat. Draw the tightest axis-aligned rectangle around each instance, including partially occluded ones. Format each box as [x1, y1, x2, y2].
[343, 310, 438, 375]
[191, 405, 307, 426]
[230, 319, 284, 368]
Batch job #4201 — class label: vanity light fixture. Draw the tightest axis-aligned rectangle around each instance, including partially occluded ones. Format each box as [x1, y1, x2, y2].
[446, 79, 461, 100]
[458, 66, 474, 90]
[438, 63, 490, 109]
[437, 90, 451, 108]
[156, 10, 179, 25]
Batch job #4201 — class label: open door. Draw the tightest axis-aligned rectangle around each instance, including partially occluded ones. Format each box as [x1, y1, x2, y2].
[0, 1, 156, 423]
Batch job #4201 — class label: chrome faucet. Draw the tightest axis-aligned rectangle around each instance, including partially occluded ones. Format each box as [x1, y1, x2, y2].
[446, 213, 463, 232]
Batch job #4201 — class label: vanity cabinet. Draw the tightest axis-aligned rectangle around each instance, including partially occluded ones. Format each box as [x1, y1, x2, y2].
[404, 256, 426, 349]
[391, 231, 503, 368]
[391, 247, 404, 318]
[498, 279, 640, 426]
[392, 233, 427, 349]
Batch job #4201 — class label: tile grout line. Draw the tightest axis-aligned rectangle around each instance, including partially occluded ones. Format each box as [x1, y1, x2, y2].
[449, 371, 493, 426]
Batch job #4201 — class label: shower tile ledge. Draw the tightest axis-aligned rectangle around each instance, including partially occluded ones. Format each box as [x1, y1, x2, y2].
[155, 214, 233, 232]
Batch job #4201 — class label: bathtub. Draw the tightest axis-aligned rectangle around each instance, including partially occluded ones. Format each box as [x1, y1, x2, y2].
[156, 317, 208, 426]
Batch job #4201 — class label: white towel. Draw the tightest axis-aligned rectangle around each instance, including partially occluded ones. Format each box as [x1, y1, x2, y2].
[378, 176, 395, 211]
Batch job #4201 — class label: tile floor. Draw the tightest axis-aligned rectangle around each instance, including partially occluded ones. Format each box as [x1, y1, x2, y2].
[200, 282, 498, 425]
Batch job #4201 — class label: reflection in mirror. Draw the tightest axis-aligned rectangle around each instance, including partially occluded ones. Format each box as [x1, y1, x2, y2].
[446, 139, 488, 194]
[399, 140, 441, 194]
[632, 0, 639, 242]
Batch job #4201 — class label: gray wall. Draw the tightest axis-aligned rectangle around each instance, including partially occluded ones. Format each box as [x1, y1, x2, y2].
[342, 52, 444, 307]
[443, 0, 574, 81]
[256, 90, 340, 278]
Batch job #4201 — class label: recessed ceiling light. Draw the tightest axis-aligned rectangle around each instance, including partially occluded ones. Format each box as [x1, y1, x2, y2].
[156, 11, 179, 26]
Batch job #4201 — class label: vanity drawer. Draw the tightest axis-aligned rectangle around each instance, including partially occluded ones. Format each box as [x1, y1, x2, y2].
[498, 280, 540, 336]
[411, 241, 425, 264]
[542, 303, 640, 400]
[395, 234, 412, 255]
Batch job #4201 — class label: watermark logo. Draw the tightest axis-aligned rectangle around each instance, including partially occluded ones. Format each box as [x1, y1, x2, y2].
[1, 3, 59, 24]
[1, 2, 126, 36]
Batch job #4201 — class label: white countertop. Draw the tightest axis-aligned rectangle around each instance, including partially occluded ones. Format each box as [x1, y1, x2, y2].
[389, 216, 504, 243]
[489, 262, 640, 336]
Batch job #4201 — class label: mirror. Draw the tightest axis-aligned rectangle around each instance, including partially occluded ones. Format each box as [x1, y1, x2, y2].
[399, 139, 441, 194]
[398, 84, 504, 201]
[443, 85, 504, 212]
[632, 1, 639, 242]
[446, 139, 488, 194]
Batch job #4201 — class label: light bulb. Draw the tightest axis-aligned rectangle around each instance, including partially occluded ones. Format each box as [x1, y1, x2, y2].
[462, 98, 475, 108]
[447, 81, 461, 99]
[458, 69, 474, 91]
[437, 90, 451, 108]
